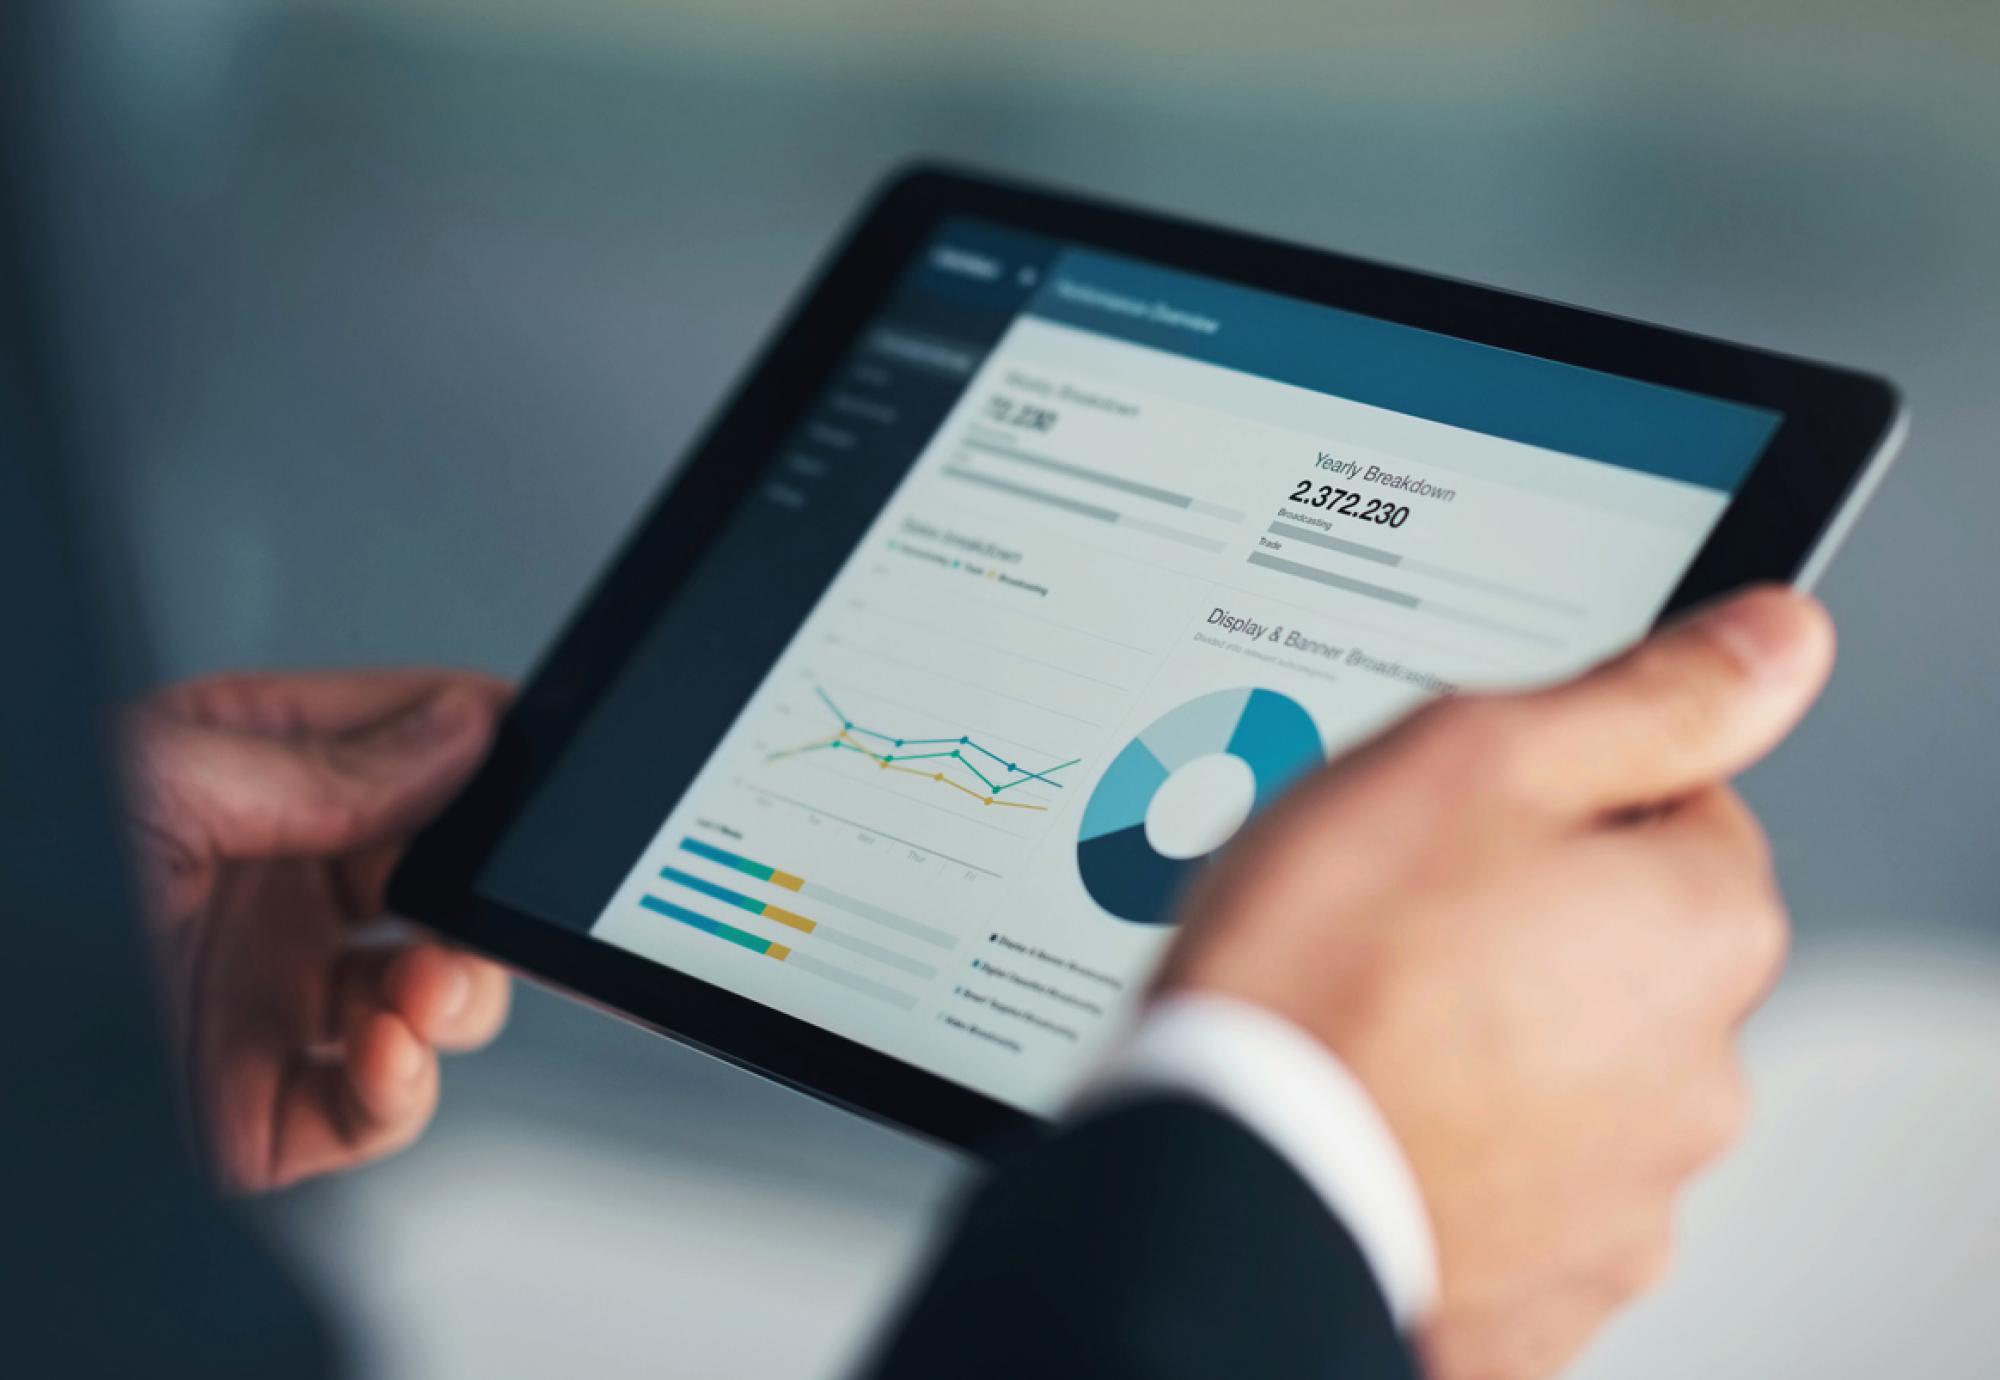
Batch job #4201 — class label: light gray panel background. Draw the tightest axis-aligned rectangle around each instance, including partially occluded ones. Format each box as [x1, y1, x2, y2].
[40, 2, 2000, 1375]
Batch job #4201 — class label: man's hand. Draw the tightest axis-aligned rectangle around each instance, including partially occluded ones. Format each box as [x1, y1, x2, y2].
[124, 671, 514, 1193]
[1159, 586, 1834, 1380]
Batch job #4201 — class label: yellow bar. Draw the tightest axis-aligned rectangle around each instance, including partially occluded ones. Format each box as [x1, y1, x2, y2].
[766, 943, 791, 962]
[758, 904, 816, 934]
[769, 870, 806, 892]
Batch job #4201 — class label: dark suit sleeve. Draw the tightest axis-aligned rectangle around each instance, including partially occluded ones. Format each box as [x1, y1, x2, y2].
[863, 1097, 1418, 1380]
[3, 26, 339, 1372]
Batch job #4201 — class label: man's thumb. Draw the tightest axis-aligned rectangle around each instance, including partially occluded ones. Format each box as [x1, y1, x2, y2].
[131, 686, 496, 861]
[1506, 585, 1835, 815]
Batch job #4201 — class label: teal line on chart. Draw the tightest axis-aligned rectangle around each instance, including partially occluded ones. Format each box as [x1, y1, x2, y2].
[784, 684, 1080, 798]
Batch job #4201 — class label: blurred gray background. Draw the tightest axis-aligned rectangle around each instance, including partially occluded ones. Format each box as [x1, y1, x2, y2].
[40, 0, 2000, 1375]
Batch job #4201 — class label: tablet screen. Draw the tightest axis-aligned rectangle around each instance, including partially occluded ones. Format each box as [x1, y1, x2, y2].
[479, 219, 1782, 1115]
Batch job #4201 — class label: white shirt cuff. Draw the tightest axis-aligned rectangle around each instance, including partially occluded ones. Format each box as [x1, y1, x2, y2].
[1078, 992, 1439, 1328]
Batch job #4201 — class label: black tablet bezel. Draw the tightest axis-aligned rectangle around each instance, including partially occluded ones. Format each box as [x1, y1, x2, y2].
[389, 163, 1902, 1155]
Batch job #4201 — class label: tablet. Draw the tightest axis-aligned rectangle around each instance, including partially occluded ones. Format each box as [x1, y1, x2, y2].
[390, 165, 1904, 1149]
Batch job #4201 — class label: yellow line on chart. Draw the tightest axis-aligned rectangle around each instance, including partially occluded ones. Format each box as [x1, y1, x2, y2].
[765, 728, 1050, 811]
[767, 735, 840, 761]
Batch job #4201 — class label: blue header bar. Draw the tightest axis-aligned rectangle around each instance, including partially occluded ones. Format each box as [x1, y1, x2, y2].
[1024, 248, 1779, 492]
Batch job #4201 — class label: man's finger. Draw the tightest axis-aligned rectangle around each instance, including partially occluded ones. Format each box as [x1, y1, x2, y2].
[148, 669, 511, 737]
[129, 683, 498, 860]
[266, 1011, 439, 1191]
[328, 942, 511, 1052]
[1650, 786, 1790, 1020]
[1509, 586, 1834, 815]
[1594, 785, 1790, 1021]
[385, 947, 511, 1053]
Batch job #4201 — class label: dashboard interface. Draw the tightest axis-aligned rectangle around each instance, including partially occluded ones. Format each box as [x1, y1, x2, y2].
[482, 219, 1781, 1115]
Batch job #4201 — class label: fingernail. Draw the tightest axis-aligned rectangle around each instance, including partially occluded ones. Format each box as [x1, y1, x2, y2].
[440, 961, 473, 1022]
[388, 1025, 426, 1085]
[1702, 590, 1816, 684]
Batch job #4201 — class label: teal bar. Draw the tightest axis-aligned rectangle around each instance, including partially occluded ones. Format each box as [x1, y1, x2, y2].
[640, 895, 774, 955]
[680, 836, 776, 883]
[660, 866, 765, 916]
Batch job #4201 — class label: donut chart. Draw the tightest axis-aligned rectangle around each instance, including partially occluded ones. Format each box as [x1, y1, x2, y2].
[1077, 688, 1323, 924]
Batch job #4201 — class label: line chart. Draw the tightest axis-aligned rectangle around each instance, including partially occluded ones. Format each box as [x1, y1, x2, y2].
[765, 685, 1081, 812]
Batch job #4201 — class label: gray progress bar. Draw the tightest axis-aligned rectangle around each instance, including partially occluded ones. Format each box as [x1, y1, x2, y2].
[810, 926, 937, 979]
[1248, 552, 1417, 608]
[942, 466, 1227, 552]
[964, 435, 1247, 522]
[1246, 551, 1560, 648]
[1267, 519, 1585, 616]
[787, 952, 919, 1010]
[799, 880, 957, 949]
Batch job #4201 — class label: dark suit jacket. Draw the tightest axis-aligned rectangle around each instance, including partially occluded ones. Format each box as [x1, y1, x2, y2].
[864, 1099, 1414, 1380]
[2, 61, 338, 1374]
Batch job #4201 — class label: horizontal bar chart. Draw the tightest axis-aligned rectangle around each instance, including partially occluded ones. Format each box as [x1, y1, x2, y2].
[1248, 550, 1417, 608]
[963, 435, 1246, 521]
[1266, 519, 1583, 615]
[660, 865, 816, 933]
[639, 895, 792, 960]
[681, 836, 805, 890]
[637, 894, 918, 1010]
[677, 837, 956, 948]
[657, 866, 937, 978]
[1246, 551, 1560, 649]
[941, 465, 1227, 553]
